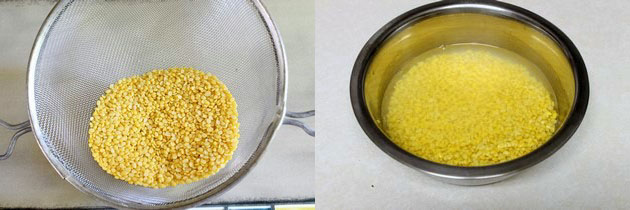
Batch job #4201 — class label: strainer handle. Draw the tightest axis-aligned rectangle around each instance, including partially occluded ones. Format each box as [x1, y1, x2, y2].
[0, 120, 32, 160]
[283, 110, 315, 137]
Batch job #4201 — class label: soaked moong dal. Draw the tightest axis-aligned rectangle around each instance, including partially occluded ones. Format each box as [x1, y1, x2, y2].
[383, 44, 558, 167]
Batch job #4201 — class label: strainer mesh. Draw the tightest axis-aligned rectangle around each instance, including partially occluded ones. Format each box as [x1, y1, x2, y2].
[31, 0, 282, 207]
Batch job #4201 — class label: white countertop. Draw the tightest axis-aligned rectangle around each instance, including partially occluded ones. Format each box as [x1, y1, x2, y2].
[316, 0, 630, 209]
[0, 0, 314, 208]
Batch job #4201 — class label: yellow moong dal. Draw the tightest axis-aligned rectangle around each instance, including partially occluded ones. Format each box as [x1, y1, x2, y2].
[88, 67, 239, 188]
[383, 45, 557, 167]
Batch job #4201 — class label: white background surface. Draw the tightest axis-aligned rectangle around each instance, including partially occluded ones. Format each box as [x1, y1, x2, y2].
[0, 0, 314, 208]
[316, 0, 630, 209]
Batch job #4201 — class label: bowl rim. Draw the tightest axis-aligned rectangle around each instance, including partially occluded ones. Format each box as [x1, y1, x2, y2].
[349, 0, 589, 180]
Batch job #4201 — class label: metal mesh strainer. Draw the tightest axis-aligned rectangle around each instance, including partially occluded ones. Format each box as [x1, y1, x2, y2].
[0, 0, 314, 209]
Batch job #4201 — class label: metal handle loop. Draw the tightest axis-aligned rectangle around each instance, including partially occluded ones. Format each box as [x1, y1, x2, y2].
[0, 123, 32, 160]
[286, 110, 315, 118]
[283, 110, 315, 137]
[0, 119, 30, 130]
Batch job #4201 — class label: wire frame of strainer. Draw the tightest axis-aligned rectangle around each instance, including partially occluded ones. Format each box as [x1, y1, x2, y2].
[0, 0, 314, 209]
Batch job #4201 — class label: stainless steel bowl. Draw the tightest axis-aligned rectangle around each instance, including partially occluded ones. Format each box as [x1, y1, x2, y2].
[350, 0, 589, 185]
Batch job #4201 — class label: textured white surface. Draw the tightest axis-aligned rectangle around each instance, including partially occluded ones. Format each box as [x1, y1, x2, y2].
[0, 0, 313, 208]
[316, 0, 629, 209]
